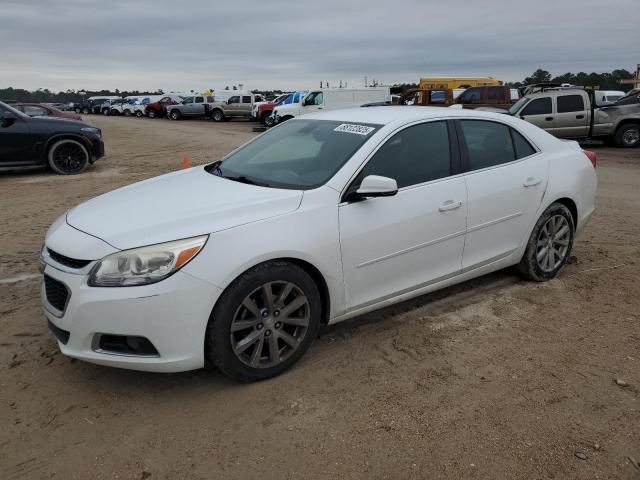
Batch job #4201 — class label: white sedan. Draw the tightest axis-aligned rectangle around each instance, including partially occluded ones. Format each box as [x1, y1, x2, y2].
[41, 107, 597, 381]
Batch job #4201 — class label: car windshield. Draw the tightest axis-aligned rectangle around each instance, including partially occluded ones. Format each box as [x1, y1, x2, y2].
[207, 119, 381, 190]
[509, 96, 529, 115]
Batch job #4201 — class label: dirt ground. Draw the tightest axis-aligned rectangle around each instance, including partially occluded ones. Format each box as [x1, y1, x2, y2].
[1, 115, 639, 480]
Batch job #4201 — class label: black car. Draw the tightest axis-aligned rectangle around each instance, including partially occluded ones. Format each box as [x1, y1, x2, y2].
[0, 101, 105, 174]
[74, 98, 109, 115]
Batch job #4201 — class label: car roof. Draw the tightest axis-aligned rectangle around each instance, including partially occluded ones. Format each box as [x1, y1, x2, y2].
[301, 106, 514, 126]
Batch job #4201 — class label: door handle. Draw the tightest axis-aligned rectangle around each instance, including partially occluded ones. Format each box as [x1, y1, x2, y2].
[545, 117, 553, 121]
[438, 200, 462, 212]
[523, 177, 541, 187]
[576, 114, 584, 119]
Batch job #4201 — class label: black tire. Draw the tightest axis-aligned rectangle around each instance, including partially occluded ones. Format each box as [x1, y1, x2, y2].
[110, 109, 120, 116]
[102, 108, 110, 116]
[74, 107, 81, 114]
[211, 109, 224, 122]
[135, 110, 143, 117]
[82, 107, 90, 115]
[169, 109, 182, 121]
[123, 109, 132, 117]
[262, 111, 274, 127]
[47, 139, 90, 175]
[148, 109, 156, 119]
[614, 123, 640, 148]
[517, 202, 575, 282]
[206, 261, 322, 382]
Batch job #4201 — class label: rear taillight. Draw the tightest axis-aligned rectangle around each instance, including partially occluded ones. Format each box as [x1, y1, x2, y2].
[583, 150, 597, 168]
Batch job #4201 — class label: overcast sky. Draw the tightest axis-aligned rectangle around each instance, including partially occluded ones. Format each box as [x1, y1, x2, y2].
[1, 0, 638, 92]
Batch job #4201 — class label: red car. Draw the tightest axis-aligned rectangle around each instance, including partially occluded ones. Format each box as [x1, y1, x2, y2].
[144, 96, 183, 118]
[13, 103, 82, 121]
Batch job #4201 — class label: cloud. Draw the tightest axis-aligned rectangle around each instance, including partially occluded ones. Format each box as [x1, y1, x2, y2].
[1, 0, 638, 91]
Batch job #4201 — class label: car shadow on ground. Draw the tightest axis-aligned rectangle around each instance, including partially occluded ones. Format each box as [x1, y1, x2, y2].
[56, 267, 522, 392]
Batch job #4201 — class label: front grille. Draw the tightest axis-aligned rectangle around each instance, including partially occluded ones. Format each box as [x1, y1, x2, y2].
[48, 320, 70, 345]
[44, 275, 69, 312]
[47, 248, 91, 269]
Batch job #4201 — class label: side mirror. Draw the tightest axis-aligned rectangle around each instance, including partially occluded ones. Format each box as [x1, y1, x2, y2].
[1, 111, 18, 127]
[352, 175, 398, 200]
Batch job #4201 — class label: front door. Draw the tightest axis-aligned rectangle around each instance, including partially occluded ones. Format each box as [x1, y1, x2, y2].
[519, 96, 553, 132]
[0, 107, 34, 165]
[339, 120, 467, 310]
[457, 119, 548, 270]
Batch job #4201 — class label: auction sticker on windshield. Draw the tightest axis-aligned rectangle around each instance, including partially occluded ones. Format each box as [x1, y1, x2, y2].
[334, 124, 375, 136]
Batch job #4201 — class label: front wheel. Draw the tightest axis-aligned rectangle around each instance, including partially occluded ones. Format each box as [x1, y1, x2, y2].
[82, 107, 90, 115]
[148, 109, 156, 118]
[517, 203, 575, 281]
[47, 139, 90, 175]
[206, 261, 322, 382]
[262, 112, 274, 127]
[135, 110, 143, 117]
[615, 123, 640, 148]
[211, 110, 224, 122]
[169, 109, 182, 121]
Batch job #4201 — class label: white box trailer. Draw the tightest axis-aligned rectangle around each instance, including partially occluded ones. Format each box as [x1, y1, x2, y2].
[273, 87, 390, 122]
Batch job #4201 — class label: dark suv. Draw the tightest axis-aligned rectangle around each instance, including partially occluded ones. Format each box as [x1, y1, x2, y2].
[0, 101, 105, 174]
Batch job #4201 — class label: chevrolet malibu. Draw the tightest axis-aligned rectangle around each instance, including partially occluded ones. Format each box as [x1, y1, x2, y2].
[42, 107, 597, 381]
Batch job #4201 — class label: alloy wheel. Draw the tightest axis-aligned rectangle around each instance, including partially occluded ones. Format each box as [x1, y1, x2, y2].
[623, 127, 639, 146]
[52, 142, 87, 174]
[230, 281, 310, 369]
[536, 215, 570, 272]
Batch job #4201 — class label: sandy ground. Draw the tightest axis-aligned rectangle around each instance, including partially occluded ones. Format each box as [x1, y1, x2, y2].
[1, 115, 639, 480]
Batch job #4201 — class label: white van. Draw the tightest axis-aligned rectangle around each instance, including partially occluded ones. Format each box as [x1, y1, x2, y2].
[273, 87, 390, 123]
[593, 90, 626, 105]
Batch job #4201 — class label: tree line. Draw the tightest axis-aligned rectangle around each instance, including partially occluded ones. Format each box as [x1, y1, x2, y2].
[1, 67, 637, 103]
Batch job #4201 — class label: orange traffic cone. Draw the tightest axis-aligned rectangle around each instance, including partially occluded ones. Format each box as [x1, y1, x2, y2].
[181, 154, 190, 169]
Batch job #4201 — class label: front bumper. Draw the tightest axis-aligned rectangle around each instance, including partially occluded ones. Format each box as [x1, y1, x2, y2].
[42, 263, 221, 373]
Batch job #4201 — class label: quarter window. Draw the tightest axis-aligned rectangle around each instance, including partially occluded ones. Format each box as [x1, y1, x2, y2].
[557, 94, 584, 113]
[510, 129, 536, 159]
[521, 97, 552, 116]
[460, 120, 515, 170]
[355, 121, 451, 189]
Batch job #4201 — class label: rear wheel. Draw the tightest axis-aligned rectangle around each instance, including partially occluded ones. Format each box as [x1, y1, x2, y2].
[123, 109, 132, 117]
[615, 123, 640, 148]
[206, 261, 322, 382]
[517, 203, 574, 281]
[47, 139, 90, 175]
[135, 110, 143, 117]
[82, 107, 90, 115]
[148, 109, 156, 118]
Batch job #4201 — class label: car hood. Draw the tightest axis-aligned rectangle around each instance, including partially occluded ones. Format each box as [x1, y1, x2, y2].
[65, 166, 304, 250]
[29, 115, 92, 128]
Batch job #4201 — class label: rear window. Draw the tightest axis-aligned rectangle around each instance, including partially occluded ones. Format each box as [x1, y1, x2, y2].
[557, 95, 584, 113]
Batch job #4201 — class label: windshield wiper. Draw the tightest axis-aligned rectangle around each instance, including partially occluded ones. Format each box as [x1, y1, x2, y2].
[223, 175, 271, 187]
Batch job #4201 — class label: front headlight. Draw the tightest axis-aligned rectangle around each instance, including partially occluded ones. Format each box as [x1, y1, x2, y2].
[80, 127, 100, 135]
[88, 235, 208, 287]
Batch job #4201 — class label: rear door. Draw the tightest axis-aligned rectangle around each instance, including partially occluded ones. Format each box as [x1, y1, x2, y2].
[240, 95, 253, 116]
[519, 96, 553, 132]
[339, 120, 467, 310]
[458, 119, 548, 270]
[550, 93, 589, 138]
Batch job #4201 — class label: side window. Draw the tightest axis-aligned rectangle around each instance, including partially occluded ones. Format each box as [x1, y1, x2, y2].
[460, 120, 515, 170]
[521, 97, 552, 116]
[462, 87, 481, 103]
[510, 128, 536, 159]
[24, 106, 47, 116]
[195, 96, 204, 103]
[206, 96, 215, 103]
[355, 121, 451, 189]
[242, 96, 252, 103]
[228, 96, 239, 104]
[557, 94, 584, 113]
[487, 87, 503, 101]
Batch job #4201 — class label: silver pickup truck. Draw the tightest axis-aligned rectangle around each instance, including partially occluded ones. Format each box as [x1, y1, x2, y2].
[208, 93, 264, 122]
[167, 95, 218, 120]
[487, 87, 640, 147]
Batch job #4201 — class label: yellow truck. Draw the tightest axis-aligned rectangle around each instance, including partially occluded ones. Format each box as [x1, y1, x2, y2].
[419, 76, 501, 90]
